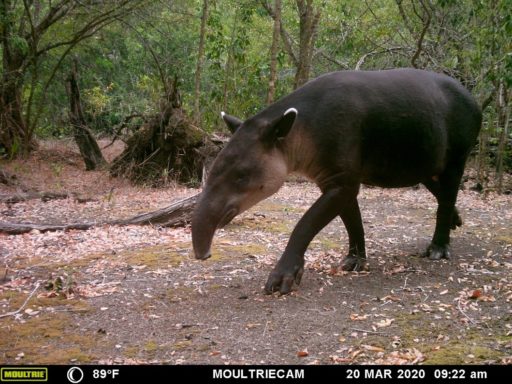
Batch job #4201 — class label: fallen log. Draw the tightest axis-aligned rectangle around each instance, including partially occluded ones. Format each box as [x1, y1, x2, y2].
[0, 191, 71, 204]
[111, 193, 198, 227]
[0, 222, 95, 235]
[0, 193, 199, 235]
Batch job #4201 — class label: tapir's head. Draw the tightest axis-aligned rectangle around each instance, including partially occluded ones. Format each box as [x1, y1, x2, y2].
[192, 108, 298, 260]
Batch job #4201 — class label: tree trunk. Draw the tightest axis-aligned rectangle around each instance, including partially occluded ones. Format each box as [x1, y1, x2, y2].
[495, 81, 510, 194]
[261, 1, 298, 68]
[266, 0, 281, 104]
[0, 0, 36, 157]
[222, 9, 240, 113]
[194, 0, 209, 122]
[294, 0, 321, 89]
[66, 60, 107, 171]
[0, 81, 32, 157]
[476, 115, 490, 189]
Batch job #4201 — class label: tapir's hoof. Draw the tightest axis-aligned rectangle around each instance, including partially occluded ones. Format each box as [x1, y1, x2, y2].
[423, 243, 451, 260]
[341, 255, 368, 272]
[264, 264, 304, 295]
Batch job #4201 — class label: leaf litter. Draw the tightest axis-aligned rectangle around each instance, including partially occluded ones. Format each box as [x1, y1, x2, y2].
[1, 150, 511, 364]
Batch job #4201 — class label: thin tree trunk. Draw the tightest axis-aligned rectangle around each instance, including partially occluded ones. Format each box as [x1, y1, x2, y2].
[476, 117, 489, 189]
[261, 1, 298, 67]
[294, 0, 321, 89]
[0, 0, 35, 157]
[495, 81, 510, 194]
[222, 8, 239, 112]
[67, 60, 107, 171]
[194, 0, 209, 122]
[266, 0, 281, 104]
[0, 80, 32, 157]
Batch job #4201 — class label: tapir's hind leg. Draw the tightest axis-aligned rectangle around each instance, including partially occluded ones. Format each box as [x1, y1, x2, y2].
[422, 179, 463, 230]
[422, 162, 465, 260]
[339, 197, 367, 271]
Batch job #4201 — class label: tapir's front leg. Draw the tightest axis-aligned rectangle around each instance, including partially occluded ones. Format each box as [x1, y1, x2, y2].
[265, 187, 347, 295]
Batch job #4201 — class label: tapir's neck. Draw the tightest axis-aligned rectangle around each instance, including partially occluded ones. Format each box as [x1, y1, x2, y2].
[256, 99, 322, 182]
[280, 125, 320, 181]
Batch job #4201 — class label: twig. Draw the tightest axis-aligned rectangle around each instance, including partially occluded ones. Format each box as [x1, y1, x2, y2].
[410, 0, 431, 68]
[351, 327, 388, 335]
[262, 320, 270, 338]
[0, 282, 41, 318]
[402, 276, 408, 290]
[456, 299, 476, 325]
[2, 265, 8, 282]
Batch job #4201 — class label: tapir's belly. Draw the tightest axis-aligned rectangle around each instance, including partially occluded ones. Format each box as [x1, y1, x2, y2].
[361, 159, 441, 188]
[359, 122, 446, 188]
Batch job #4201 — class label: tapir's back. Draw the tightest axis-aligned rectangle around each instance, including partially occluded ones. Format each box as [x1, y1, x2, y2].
[279, 69, 482, 188]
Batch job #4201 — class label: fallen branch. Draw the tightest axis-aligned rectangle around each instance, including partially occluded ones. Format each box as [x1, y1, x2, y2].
[0, 222, 95, 235]
[456, 299, 476, 325]
[111, 193, 198, 227]
[0, 282, 41, 318]
[350, 327, 388, 335]
[0, 193, 200, 235]
[0, 191, 71, 204]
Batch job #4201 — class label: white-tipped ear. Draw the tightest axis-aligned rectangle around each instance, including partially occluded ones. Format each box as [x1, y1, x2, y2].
[262, 107, 297, 144]
[220, 112, 243, 134]
[284, 107, 298, 116]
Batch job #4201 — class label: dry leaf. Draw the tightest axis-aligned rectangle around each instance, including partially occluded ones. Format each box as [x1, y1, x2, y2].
[381, 295, 401, 302]
[361, 344, 385, 352]
[418, 303, 433, 312]
[330, 355, 352, 363]
[374, 318, 394, 328]
[350, 313, 369, 321]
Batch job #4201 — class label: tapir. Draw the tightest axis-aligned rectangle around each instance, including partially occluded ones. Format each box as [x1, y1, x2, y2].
[192, 68, 482, 295]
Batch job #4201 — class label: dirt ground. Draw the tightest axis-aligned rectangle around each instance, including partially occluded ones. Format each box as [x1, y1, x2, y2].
[0, 140, 511, 365]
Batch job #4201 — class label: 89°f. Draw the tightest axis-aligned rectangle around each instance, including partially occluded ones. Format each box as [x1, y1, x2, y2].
[93, 369, 120, 379]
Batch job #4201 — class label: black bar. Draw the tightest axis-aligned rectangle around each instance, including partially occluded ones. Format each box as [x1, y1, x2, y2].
[0, 365, 508, 384]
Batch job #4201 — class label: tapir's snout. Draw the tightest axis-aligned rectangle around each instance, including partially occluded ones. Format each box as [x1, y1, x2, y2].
[192, 192, 237, 262]
[191, 199, 216, 261]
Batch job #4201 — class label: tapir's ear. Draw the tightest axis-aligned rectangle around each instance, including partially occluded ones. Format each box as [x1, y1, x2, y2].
[261, 108, 297, 145]
[221, 111, 243, 134]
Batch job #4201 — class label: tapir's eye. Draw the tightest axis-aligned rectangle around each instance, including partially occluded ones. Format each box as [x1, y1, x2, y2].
[234, 170, 250, 188]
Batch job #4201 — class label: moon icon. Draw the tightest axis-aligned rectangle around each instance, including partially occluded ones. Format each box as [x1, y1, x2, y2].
[67, 367, 84, 383]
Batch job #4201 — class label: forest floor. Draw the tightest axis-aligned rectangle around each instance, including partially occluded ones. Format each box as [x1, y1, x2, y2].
[0, 139, 511, 365]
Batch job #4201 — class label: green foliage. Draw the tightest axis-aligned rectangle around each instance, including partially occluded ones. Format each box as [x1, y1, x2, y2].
[4, 0, 508, 174]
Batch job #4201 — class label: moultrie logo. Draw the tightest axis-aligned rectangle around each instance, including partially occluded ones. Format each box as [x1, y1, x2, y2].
[0, 367, 48, 382]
